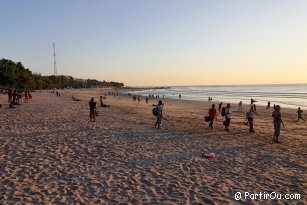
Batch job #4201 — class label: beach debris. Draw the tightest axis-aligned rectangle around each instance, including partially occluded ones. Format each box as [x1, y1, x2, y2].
[201, 150, 217, 158]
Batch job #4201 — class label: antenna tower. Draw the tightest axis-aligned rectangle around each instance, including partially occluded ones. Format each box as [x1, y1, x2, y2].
[53, 42, 57, 75]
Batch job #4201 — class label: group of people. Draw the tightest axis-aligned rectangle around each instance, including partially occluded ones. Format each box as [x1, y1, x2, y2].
[87, 96, 111, 122]
[152, 97, 304, 143]
[88, 93, 305, 143]
[7, 88, 31, 108]
[204, 101, 305, 143]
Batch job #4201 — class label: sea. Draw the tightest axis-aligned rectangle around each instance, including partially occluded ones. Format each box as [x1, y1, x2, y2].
[129, 84, 307, 110]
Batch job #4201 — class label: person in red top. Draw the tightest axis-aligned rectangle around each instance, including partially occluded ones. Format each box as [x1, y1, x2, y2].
[208, 104, 217, 129]
[24, 90, 29, 103]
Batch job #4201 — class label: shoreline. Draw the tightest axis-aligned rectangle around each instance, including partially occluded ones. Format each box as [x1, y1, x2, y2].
[125, 84, 307, 110]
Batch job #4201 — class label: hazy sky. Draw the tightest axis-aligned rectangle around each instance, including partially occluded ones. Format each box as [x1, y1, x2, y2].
[1, 0, 307, 86]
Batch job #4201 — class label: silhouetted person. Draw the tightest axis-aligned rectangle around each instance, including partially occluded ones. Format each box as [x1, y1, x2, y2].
[266, 101, 271, 109]
[89, 98, 97, 122]
[251, 98, 257, 104]
[272, 105, 284, 143]
[218, 102, 222, 113]
[297, 107, 305, 122]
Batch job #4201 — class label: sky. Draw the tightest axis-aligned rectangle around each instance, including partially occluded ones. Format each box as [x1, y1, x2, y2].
[1, 0, 307, 86]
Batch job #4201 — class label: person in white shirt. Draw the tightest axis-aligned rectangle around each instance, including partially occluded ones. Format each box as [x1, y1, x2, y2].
[247, 105, 257, 133]
[155, 100, 164, 129]
[224, 103, 231, 131]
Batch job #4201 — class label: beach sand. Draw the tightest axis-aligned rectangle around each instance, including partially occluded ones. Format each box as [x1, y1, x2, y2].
[0, 88, 306, 204]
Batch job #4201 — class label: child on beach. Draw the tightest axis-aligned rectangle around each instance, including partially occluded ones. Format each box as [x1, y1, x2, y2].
[272, 105, 285, 143]
[224, 104, 231, 131]
[246, 105, 257, 133]
[297, 107, 305, 122]
[89, 98, 97, 122]
[154, 100, 164, 129]
[208, 104, 217, 129]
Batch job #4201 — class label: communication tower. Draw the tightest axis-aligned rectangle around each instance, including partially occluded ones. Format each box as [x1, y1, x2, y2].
[53, 42, 57, 75]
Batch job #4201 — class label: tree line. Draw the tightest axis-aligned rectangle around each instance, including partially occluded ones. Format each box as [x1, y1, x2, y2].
[0, 58, 124, 90]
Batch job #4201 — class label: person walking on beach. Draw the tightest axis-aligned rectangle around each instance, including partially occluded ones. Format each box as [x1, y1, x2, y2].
[238, 101, 243, 111]
[154, 100, 164, 129]
[246, 105, 257, 133]
[224, 104, 231, 131]
[208, 104, 217, 129]
[272, 105, 284, 143]
[297, 107, 305, 122]
[218, 102, 222, 113]
[89, 98, 97, 122]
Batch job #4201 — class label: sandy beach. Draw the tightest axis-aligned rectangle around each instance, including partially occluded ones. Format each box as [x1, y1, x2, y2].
[0, 88, 306, 204]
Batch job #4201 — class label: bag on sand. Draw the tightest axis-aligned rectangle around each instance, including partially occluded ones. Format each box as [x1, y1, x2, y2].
[221, 107, 226, 116]
[204, 115, 210, 122]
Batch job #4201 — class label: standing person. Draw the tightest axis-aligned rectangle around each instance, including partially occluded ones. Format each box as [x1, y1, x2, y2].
[25, 90, 29, 103]
[246, 105, 257, 133]
[137, 96, 141, 104]
[272, 105, 285, 143]
[99, 96, 103, 107]
[297, 107, 305, 122]
[89, 98, 97, 122]
[238, 101, 243, 111]
[218, 102, 222, 113]
[13, 89, 17, 104]
[8, 88, 13, 108]
[145, 97, 149, 104]
[155, 100, 164, 129]
[251, 98, 256, 104]
[224, 104, 231, 131]
[208, 104, 217, 129]
[266, 101, 271, 109]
